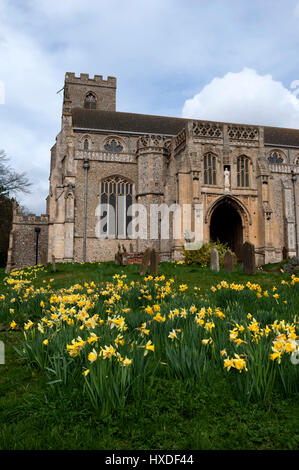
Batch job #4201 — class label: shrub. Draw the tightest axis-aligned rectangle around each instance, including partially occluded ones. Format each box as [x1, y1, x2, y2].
[183, 241, 237, 267]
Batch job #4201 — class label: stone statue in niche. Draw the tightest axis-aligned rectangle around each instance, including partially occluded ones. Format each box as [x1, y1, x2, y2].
[224, 167, 230, 191]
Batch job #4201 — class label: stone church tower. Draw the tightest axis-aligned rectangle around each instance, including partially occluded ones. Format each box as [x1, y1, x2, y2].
[6, 72, 299, 271]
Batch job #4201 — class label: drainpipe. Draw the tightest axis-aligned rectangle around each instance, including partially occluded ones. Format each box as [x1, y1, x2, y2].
[35, 227, 41, 265]
[83, 160, 90, 262]
[291, 170, 298, 259]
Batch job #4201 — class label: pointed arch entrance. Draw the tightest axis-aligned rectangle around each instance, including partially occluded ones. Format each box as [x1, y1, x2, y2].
[209, 197, 245, 260]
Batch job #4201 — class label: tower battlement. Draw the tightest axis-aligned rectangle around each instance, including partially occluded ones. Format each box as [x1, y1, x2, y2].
[65, 72, 116, 88]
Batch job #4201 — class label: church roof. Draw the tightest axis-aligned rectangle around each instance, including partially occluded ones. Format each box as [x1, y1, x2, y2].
[72, 108, 299, 148]
[72, 108, 186, 136]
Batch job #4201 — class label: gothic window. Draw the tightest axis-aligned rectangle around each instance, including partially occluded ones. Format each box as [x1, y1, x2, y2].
[237, 155, 250, 187]
[104, 138, 123, 153]
[268, 151, 284, 164]
[84, 92, 97, 109]
[295, 157, 299, 165]
[203, 153, 217, 185]
[83, 139, 89, 150]
[100, 176, 133, 238]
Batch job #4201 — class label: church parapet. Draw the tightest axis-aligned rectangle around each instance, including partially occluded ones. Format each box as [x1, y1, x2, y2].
[192, 121, 223, 139]
[75, 150, 136, 163]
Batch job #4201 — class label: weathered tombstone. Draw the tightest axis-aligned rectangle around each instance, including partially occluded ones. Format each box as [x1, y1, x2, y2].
[210, 248, 219, 272]
[51, 255, 56, 273]
[122, 246, 128, 265]
[223, 250, 234, 271]
[40, 247, 48, 268]
[140, 247, 151, 276]
[242, 242, 256, 274]
[150, 248, 159, 276]
[115, 251, 121, 265]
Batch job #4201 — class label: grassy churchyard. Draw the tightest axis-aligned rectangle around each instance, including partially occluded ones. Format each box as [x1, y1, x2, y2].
[0, 260, 298, 450]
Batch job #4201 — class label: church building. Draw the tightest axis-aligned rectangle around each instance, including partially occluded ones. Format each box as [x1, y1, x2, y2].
[6, 72, 299, 270]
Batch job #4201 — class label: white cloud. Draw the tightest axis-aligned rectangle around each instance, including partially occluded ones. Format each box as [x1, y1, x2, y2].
[1, 0, 299, 215]
[182, 68, 299, 128]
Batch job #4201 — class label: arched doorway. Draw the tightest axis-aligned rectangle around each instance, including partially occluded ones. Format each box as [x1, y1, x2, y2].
[210, 198, 243, 260]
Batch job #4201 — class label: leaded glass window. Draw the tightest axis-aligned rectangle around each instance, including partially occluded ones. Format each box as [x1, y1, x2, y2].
[268, 151, 284, 164]
[203, 153, 217, 185]
[100, 176, 133, 238]
[237, 156, 249, 187]
[104, 139, 123, 153]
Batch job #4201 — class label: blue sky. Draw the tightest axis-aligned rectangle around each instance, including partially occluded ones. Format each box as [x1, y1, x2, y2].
[1, 0, 299, 213]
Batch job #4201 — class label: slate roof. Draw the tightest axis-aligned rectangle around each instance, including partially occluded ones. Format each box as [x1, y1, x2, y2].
[72, 108, 299, 147]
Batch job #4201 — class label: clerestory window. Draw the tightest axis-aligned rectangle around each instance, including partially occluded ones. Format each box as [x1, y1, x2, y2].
[237, 155, 250, 187]
[268, 151, 284, 164]
[203, 153, 217, 185]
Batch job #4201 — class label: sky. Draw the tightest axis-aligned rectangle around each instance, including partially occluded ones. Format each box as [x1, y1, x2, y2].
[1, 0, 299, 213]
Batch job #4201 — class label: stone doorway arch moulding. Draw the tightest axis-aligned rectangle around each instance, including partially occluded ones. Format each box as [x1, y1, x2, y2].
[205, 195, 252, 243]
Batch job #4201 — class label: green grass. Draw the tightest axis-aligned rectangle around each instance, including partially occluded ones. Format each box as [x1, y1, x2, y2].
[0, 260, 298, 450]
[2, 260, 285, 293]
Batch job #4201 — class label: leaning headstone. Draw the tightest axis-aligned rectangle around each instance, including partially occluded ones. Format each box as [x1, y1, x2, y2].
[150, 248, 159, 276]
[223, 250, 234, 271]
[140, 247, 151, 276]
[242, 242, 256, 274]
[51, 255, 56, 273]
[210, 248, 219, 272]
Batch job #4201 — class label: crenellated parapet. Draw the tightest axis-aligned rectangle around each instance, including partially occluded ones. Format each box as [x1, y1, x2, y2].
[12, 200, 48, 225]
[5, 200, 49, 272]
[65, 72, 117, 88]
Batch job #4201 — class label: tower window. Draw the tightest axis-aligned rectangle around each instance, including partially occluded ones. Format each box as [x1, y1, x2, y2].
[83, 139, 89, 150]
[237, 155, 250, 187]
[203, 153, 217, 185]
[84, 92, 97, 109]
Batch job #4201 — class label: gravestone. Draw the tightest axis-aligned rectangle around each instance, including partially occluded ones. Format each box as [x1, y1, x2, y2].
[140, 247, 151, 276]
[51, 255, 56, 273]
[115, 251, 121, 265]
[210, 248, 219, 272]
[223, 250, 234, 271]
[150, 248, 159, 276]
[242, 242, 256, 274]
[40, 247, 48, 268]
[122, 246, 128, 265]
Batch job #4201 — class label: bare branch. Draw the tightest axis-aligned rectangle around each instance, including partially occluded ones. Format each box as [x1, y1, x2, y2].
[0, 149, 32, 197]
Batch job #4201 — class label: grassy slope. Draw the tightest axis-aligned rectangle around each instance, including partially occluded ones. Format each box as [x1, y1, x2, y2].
[0, 261, 298, 450]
